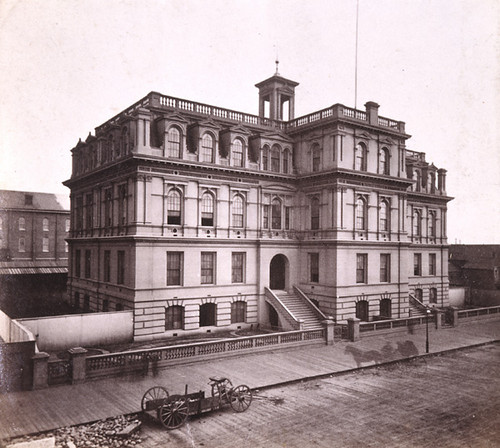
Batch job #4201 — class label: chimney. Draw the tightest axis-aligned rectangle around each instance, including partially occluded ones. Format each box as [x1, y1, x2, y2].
[365, 101, 380, 125]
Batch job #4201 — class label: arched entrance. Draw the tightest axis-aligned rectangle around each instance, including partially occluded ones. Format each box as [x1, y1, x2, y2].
[270, 254, 287, 290]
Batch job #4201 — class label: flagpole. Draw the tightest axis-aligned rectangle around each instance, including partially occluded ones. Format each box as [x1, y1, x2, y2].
[355, 0, 359, 109]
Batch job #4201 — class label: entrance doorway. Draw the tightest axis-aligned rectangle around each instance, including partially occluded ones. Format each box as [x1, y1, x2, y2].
[270, 254, 287, 290]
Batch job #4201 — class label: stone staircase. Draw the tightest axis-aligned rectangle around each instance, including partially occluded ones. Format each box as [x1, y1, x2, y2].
[408, 300, 428, 317]
[274, 290, 324, 330]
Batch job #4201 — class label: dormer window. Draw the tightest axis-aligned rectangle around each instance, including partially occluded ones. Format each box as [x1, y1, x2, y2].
[312, 145, 321, 172]
[271, 146, 280, 172]
[201, 133, 214, 163]
[232, 139, 244, 167]
[167, 127, 181, 158]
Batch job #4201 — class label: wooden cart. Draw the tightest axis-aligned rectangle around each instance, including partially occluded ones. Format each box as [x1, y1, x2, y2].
[141, 376, 253, 429]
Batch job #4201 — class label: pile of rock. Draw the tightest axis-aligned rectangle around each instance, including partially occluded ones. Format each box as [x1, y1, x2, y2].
[5, 414, 143, 448]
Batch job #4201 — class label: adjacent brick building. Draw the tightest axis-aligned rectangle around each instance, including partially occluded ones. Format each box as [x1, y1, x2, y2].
[0, 190, 70, 317]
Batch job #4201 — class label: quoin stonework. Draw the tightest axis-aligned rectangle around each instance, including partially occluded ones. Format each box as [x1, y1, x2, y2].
[63, 71, 453, 341]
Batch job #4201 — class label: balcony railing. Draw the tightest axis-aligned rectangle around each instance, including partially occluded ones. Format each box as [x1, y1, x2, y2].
[97, 92, 406, 134]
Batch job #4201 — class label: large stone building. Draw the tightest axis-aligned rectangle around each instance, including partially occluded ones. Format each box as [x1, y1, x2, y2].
[64, 71, 452, 340]
[0, 190, 70, 317]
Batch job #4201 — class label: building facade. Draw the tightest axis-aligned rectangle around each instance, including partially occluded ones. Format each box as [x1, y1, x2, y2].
[64, 72, 452, 340]
[0, 190, 70, 317]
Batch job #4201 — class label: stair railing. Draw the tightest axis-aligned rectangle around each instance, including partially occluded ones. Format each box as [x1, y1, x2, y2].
[264, 287, 302, 330]
[293, 286, 328, 321]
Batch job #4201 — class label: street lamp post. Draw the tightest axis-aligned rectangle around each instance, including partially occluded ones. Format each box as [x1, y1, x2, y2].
[425, 309, 431, 354]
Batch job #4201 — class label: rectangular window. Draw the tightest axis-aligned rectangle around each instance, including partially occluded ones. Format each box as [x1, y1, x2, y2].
[75, 196, 83, 230]
[84, 249, 91, 278]
[85, 193, 93, 230]
[75, 249, 81, 278]
[18, 237, 25, 252]
[167, 252, 183, 286]
[380, 254, 390, 282]
[117, 250, 125, 284]
[414, 253, 422, 276]
[429, 253, 436, 276]
[118, 186, 127, 227]
[104, 250, 111, 282]
[285, 206, 291, 230]
[231, 252, 245, 283]
[356, 254, 368, 283]
[201, 252, 215, 284]
[263, 205, 270, 229]
[42, 236, 49, 252]
[309, 253, 319, 283]
[104, 189, 113, 228]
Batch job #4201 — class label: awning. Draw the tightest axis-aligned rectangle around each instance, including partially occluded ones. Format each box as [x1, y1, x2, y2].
[0, 267, 68, 275]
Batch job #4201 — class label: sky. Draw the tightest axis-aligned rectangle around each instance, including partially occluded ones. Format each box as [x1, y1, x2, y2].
[0, 0, 498, 243]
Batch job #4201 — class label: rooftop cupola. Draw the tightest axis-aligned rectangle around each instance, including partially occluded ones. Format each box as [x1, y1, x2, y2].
[255, 61, 299, 121]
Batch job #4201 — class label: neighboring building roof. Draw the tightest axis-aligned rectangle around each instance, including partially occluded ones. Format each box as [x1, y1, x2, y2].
[0, 190, 70, 212]
[463, 262, 497, 271]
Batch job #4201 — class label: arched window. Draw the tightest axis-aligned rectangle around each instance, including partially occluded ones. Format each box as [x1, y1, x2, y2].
[428, 211, 436, 237]
[355, 197, 367, 230]
[108, 134, 115, 160]
[380, 298, 392, 319]
[120, 127, 129, 156]
[271, 146, 280, 172]
[355, 143, 367, 171]
[167, 189, 182, 225]
[201, 192, 214, 226]
[429, 287, 438, 304]
[201, 133, 214, 163]
[379, 147, 389, 175]
[312, 145, 321, 172]
[232, 139, 244, 167]
[167, 127, 181, 158]
[200, 303, 216, 327]
[379, 201, 389, 232]
[65, 219, 70, 232]
[311, 197, 320, 230]
[271, 198, 282, 229]
[232, 195, 244, 228]
[42, 218, 49, 232]
[231, 301, 247, 323]
[165, 305, 184, 330]
[19, 217, 25, 231]
[414, 288, 423, 302]
[413, 210, 421, 236]
[356, 300, 369, 321]
[283, 149, 290, 174]
[413, 170, 421, 192]
[262, 145, 269, 171]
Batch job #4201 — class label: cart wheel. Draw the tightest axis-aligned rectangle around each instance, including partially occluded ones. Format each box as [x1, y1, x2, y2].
[158, 396, 189, 429]
[229, 385, 252, 412]
[141, 386, 169, 412]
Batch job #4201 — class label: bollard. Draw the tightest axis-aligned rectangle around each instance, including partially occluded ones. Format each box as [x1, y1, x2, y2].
[68, 347, 88, 384]
[32, 352, 50, 390]
[347, 318, 361, 342]
[323, 319, 335, 345]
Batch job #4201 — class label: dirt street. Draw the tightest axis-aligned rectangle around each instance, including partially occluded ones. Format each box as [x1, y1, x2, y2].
[138, 343, 500, 447]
